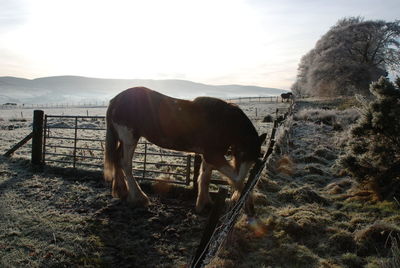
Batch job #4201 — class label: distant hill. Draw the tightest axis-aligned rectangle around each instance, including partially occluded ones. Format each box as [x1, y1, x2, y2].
[0, 76, 288, 104]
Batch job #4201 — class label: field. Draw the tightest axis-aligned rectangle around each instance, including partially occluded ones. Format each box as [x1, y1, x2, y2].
[211, 98, 400, 267]
[0, 100, 287, 267]
[1, 98, 399, 267]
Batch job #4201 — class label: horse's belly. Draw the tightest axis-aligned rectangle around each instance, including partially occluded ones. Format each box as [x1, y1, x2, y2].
[146, 135, 203, 154]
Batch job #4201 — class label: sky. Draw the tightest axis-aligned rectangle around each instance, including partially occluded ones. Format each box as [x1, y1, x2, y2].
[0, 0, 399, 90]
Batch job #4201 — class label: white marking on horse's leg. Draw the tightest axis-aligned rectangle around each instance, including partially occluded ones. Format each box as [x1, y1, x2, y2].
[231, 161, 253, 200]
[196, 160, 213, 213]
[217, 164, 238, 182]
[115, 124, 150, 206]
[237, 161, 253, 182]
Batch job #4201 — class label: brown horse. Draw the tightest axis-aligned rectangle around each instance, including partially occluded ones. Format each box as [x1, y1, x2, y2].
[104, 87, 266, 212]
[281, 92, 293, 102]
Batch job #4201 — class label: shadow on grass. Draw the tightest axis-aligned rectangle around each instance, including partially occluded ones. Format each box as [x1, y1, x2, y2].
[83, 184, 207, 267]
[0, 156, 210, 267]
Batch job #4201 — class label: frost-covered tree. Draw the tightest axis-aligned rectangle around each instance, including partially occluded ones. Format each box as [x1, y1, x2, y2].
[340, 76, 400, 199]
[292, 17, 400, 97]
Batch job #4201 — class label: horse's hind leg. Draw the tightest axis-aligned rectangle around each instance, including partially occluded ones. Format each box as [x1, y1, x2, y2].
[195, 158, 213, 213]
[121, 140, 150, 206]
[115, 125, 150, 207]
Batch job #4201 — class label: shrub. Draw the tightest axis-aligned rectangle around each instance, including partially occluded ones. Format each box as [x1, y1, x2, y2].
[340, 77, 400, 199]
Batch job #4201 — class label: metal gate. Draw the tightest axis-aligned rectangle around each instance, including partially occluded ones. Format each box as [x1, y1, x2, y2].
[42, 114, 193, 185]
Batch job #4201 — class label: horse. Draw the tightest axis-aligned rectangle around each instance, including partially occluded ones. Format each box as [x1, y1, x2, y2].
[281, 92, 293, 102]
[104, 87, 266, 213]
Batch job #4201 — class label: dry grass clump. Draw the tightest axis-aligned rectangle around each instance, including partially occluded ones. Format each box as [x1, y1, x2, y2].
[328, 230, 356, 252]
[341, 252, 365, 268]
[314, 147, 337, 161]
[379, 235, 400, 268]
[278, 186, 330, 205]
[336, 97, 362, 110]
[276, 204, 332, 242]
[293, 107, 359, 131]
[305, 164, 326, 176]
[354, 222, 400, 256]
[256, 177, 280, 193]
[261, 243, 320, 268]
[294, 108, 338, 125]
[297, 154, 329, 166]
[298, 174, 331, 186]
[275, 155, 295, 176]
[325, 178, 354, 195]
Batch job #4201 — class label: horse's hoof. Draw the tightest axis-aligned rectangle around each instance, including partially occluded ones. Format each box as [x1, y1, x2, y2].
[195, 200, 214, 214]
[126, 195, 151, 208]
[230, 191, 241, 202]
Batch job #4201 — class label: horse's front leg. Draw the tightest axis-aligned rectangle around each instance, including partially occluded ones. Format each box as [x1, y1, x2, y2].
[195, 158, 214, 213]
[203, 153, 243, 201]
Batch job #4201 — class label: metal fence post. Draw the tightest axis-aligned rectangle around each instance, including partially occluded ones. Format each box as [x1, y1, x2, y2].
[143, 142, 148, 179]
[31, 110, 44, 165]
[73, 117, 78, 168]
[186, 155, 192, 185]
[42, 115, 48, 163]
[192, 154, 202, 194]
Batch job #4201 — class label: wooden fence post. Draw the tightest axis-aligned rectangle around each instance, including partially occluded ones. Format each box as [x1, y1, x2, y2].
[31, 110, 44, 165]
[190, 187, 228, 268]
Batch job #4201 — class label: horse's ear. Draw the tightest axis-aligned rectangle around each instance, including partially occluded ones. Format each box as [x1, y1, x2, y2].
[259, 133, 267, 145]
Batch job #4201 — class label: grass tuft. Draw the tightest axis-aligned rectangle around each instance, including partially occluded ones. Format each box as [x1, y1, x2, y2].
[278, 186, 330, 205]
[355, 222, 400, 256]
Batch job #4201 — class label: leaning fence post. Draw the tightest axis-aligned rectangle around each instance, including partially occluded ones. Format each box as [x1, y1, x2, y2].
[190, 187, 228, 268]
[31, 110, 44, 165]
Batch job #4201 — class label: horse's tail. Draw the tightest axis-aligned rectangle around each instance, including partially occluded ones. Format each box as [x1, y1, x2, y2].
[104, 109, 119, 182]
[104, 103, 128, 199]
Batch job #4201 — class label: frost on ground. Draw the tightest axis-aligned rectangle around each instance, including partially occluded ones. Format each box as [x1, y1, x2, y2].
[0, 156, 208, 267]
[0, 100, 286, 267]
[213, 99, 400, 268]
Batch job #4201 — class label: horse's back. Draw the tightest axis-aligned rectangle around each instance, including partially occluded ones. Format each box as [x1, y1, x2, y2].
[107, 87, 204, 150]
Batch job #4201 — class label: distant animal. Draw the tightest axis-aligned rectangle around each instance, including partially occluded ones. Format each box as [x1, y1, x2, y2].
[281, 92, 293, 102]
[104, 87, 266, 213]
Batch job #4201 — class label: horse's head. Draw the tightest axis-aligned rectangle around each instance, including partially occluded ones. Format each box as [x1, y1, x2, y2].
[232, 133, 267, 177]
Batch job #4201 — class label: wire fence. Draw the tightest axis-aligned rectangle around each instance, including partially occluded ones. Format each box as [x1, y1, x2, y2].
[190, 101, 295, 267]
[0, 102, 108, 110]
[0, 95, 291, 110]
[226, 96, 285, 103]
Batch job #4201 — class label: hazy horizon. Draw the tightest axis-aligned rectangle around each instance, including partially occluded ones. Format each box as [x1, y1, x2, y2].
[0, 75, 288, 104]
